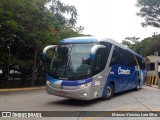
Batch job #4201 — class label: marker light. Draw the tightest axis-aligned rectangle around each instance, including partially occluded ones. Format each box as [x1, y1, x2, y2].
[83, 93, 87, 96]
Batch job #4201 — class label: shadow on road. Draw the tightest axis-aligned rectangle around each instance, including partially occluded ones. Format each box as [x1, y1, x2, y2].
[113, 88, 137, 98]
[49, 98, 102, 106]
[48, 88, 138, 107]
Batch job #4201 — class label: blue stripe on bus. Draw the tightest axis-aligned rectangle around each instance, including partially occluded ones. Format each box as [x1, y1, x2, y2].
[60, 38, 97, 43]
[125, 77, 138, 90]
[90, 53, 95, 60]
[61, 78, 93, 86]
[42, 53, 46, 60]
[102, 65, 138, 97]
[46, 75, 59, 83]
[116, 70, 137, 92]
[46, 75, 93, 86]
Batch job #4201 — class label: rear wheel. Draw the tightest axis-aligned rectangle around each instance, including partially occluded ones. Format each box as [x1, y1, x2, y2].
[103, 83, 114, 100]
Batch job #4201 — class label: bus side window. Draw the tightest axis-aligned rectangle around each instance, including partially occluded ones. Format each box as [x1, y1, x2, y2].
[135, 56, 145, 69]
[109, 46, 119, 67]
[93, 48, 109, 75]
[109, 46, 139, 67]
[142, 61, 146, 69]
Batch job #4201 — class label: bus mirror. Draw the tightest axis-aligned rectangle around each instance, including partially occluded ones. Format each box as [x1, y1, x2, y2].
[42, 45, 57, 60]
[90, 45, 106, 60]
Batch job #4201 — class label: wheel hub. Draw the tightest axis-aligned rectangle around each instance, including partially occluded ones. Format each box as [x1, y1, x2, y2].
[106, 86, 112, 97]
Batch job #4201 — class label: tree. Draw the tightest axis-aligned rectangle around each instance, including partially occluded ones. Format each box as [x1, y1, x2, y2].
[0, 0, 57, 86]
[122, 34, 160, 57]
[49, 0, 78, 27]
[137, 0, 160, 28]
[132, 37, 151, 56]
[136, 0, 160, 56]
[121, 36, 140, 51]
[0, 0, 82, 87]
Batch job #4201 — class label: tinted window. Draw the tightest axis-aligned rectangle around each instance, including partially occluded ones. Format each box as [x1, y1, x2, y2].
[109, 46, 137, 67]
[93, 43, 112, 75]
[135, 56, 146, 69]
[93, 49, 105, 74]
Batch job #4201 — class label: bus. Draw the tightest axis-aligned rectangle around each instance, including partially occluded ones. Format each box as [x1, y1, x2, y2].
[43, 36, 146, 100]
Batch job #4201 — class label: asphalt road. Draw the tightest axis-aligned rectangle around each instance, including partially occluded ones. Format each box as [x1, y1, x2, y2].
[0, 86, 160, 120]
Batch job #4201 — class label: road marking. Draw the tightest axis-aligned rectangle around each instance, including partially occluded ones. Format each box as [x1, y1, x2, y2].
[115, 104, 137, 111]
[83, 112, 111, 120]
[130, 108, 148, 111]
[145, 105, 160, 111]
[83, 117, 93, 120]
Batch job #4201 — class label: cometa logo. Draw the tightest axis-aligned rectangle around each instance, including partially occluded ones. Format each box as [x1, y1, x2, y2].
[118, 67, 130, 75]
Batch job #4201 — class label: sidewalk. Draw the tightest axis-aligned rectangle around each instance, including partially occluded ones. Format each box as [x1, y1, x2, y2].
[145, 84, 159, 89]
[0, 86, 45, 92]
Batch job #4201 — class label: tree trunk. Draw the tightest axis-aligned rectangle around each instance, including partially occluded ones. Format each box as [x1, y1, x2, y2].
[31, 47, 37, 87]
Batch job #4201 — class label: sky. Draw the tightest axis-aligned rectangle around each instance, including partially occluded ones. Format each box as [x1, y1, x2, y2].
[61, 0, 160, 43]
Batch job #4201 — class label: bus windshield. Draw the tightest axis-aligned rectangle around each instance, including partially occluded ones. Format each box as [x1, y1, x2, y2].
[47, 43, 96, 80]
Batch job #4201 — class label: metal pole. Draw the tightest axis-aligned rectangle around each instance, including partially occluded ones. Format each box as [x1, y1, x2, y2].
[158, 62, 160, 89]
[7, 45, 10, 87]
[158, 78, 160, 89]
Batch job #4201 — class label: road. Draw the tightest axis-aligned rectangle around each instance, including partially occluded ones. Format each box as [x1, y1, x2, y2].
[0, 86, 160, 120]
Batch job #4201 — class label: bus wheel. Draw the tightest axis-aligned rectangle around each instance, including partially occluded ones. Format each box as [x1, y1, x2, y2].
[135, 80, 140, 91]
[103, 83, 114, 100]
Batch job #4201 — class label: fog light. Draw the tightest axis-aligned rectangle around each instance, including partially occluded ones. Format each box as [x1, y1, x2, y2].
[84, 93, 87, 96]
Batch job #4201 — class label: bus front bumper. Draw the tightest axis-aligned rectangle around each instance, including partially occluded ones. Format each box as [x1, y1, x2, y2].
[46, 81, 92, 100]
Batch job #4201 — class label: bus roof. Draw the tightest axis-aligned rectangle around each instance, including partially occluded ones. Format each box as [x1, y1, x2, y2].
[60, 36, 98, 43]
[60, 36, 144, 59]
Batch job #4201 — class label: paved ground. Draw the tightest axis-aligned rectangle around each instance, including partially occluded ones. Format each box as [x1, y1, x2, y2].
[0, 86, 160, 120]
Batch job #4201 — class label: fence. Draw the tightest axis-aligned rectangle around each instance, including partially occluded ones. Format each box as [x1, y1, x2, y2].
[145, 76, 158, 85]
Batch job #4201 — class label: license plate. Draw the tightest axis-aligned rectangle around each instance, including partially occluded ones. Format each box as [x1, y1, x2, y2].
[57, 91, 66, 96]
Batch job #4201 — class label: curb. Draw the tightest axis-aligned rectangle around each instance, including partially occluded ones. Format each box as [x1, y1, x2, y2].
[145, 84, 159, 89]
[150, 85, 159, 89]
[0, 86, 46, 92]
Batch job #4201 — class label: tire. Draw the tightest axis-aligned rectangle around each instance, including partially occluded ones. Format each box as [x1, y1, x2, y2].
[103, 83, 114, 100]
[135, 80, 140, 91]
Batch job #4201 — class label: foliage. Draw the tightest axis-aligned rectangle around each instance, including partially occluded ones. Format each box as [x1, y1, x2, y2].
[49, 0, 78, 27]
[121, 37, 140, 51]
[137, 0, 160, 28]
[122, 34, 160, 57]
[0, 0, 82, 86]
[136, 0, 160, 57]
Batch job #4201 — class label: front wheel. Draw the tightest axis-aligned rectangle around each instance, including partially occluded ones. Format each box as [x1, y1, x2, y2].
[103, 83, 114, 100]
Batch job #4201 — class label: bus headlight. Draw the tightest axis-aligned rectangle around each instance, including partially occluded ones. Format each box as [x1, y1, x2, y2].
[80, 84, 86, 88]
[79, 83, 91, 89]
